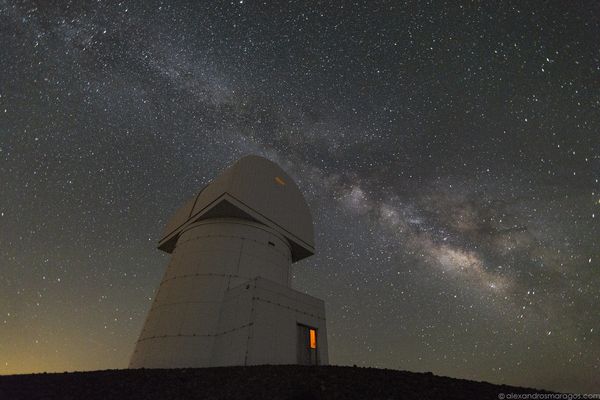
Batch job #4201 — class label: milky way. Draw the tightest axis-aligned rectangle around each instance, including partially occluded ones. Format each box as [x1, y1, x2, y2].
[1, 1, 598, 393]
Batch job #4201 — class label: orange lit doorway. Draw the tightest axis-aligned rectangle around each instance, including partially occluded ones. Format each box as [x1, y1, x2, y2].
[297, 324, 318, 365]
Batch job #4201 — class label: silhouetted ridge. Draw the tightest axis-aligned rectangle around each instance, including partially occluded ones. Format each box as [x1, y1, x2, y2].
[0, 365, 553, 400]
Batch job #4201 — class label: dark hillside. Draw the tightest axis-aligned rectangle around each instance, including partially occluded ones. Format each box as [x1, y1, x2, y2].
[0, 365, 552, 400]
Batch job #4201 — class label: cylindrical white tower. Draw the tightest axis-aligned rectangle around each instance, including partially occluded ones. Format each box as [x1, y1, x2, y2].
[130, 156, 328, 368]
[130, 219, 292, 367]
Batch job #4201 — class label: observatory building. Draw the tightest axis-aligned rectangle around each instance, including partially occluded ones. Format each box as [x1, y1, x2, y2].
[129, 155, 328, 368]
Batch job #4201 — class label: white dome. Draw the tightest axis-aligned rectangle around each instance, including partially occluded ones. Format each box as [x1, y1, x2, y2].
[159, 155, 315, 262]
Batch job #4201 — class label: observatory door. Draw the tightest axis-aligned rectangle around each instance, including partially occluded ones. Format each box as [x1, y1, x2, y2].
[297, 324, 318, 365]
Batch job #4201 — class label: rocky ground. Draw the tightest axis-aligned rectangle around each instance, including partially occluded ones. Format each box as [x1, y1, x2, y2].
[0, 365, 551, 400]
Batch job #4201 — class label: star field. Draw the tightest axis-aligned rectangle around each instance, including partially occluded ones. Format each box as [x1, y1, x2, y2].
[0, 0, 599, 393]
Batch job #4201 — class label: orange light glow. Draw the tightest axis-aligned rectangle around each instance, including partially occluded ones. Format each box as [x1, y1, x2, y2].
[274, 176, 286, 186]
[309, 329, 317, 349]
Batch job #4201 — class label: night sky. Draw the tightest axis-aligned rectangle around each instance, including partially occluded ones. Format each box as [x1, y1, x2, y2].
[1, 0, 599, 393]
